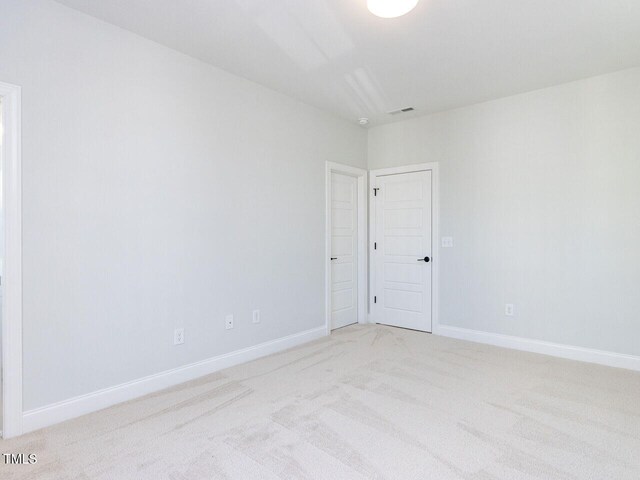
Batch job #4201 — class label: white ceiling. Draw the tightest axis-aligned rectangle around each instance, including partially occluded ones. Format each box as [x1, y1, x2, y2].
[55, 0, 640, 126]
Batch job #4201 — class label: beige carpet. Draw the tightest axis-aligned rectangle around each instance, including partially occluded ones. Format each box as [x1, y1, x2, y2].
[2, 324, 640, 479]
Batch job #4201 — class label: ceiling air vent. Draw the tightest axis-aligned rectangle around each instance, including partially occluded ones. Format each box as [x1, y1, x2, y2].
[388, 107, 415, 115]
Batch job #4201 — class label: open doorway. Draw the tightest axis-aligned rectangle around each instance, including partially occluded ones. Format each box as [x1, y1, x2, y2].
[0, 81, 22, 438]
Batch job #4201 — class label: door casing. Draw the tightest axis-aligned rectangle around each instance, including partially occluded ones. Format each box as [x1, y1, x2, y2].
[0, 81, 23, 439]
[369, 163, 440, 333]
[325, 162, 367, 335]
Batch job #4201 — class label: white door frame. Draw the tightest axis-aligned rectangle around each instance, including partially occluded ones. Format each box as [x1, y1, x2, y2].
[369, 162, 440, 332]
[325, 162, 368, 335]
[0, 81, 23, 438]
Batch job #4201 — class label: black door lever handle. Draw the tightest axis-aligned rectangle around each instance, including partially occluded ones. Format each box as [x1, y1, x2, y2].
[330, 257, 337, 260]
[417, 257, 430, 262]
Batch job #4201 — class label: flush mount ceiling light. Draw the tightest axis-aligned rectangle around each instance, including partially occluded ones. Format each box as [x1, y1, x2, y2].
[367, 0, 419, 18]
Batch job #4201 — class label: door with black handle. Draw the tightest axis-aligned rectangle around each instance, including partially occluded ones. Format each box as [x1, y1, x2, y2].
[373, 169, 433, 332]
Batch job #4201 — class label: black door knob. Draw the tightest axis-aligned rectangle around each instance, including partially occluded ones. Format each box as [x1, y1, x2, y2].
[417, 256, 430, 262]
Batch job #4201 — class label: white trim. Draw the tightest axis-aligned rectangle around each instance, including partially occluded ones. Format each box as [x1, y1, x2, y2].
[325, 162, 368, 334]
[22, 326, 326, 434]
[368, 171, 375, 323]
[0, 81, 23, 439]
[436, 325, 640, 372]
[369, 163, 440, 333]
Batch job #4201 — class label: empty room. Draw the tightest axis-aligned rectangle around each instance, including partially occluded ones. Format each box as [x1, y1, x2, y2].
[1, 0, 640, 478]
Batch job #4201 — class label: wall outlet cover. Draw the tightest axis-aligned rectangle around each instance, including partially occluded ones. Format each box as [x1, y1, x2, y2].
[174, 328, 185, 345]
[505, 304, 514, 316]
[252, 310, 260, 324]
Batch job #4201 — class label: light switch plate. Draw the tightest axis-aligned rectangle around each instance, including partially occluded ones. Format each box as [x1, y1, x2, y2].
[442, 237, 454, 248]
[225, 315, 234, 330]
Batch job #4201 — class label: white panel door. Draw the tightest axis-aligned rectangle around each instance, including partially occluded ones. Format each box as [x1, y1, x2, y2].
[374, 170, 432, 332]
[331, 173, 358, 330]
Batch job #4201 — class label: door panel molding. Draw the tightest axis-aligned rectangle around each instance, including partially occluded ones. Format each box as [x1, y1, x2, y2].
[325, 162, 368, 335]
[369, 163, 440, 333]
[330, 173, 358, 329]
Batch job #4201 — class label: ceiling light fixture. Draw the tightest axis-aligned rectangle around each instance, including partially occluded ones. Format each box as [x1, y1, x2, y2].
[367, 0, 419, 18]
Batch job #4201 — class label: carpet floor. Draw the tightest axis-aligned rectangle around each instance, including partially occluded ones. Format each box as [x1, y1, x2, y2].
[2, 324, 640, 479]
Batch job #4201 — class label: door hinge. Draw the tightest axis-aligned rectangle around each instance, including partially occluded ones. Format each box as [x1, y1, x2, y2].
[373, 187, 379, 196]
[374, 242, 377, 250]
[374, 296, 377, 304]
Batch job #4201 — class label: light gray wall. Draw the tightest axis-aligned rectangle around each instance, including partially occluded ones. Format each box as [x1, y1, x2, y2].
[0, 0, 367, 410]
[369, 67, 640, 357]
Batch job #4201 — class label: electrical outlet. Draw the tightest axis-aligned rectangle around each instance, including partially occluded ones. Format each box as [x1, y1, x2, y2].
[505, 304, 514, 316]
[174, 328, 184, 345]
[442, 237, 454, 248]
[225, 314, 234, 330]
[252, 309, 260, 324]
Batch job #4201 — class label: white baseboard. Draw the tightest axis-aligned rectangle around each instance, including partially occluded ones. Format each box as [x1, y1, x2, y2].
[23, 326, 327, 434]
[435, 325, 640, 372]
